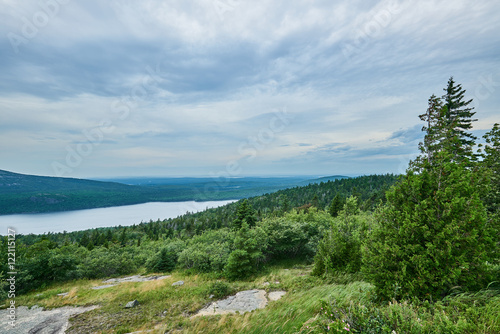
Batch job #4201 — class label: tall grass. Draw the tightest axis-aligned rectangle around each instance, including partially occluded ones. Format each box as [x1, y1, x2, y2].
[7, 264, 499, 333]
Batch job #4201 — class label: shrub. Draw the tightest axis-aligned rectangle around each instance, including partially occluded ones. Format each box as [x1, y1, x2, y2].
[312, 197, 368, 276]
[260, 210, 330, 261]
[177, 229, 234, 272]
[224, 222, 264, 281]
[145, 239, 186, 273]
[206, 281, 233, 299]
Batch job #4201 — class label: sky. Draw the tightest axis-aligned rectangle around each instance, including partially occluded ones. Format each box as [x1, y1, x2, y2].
[1, 0, 499, 179]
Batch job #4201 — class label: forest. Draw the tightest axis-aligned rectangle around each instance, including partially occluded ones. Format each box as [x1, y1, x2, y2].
[0, 171, 346, 215]
[1, 78, 499, 333]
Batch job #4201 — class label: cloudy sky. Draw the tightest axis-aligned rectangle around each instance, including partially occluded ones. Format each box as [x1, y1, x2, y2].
[1, 0, 499, 178]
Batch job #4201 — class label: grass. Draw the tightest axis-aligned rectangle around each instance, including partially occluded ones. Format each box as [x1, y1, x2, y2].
[7, 262, 500, 333]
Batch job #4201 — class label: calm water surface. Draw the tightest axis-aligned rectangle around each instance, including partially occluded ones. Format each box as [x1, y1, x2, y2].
[0, 200, 235, 235]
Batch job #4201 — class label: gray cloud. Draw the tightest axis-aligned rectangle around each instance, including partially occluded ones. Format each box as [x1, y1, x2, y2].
[1, 0, 499, 177]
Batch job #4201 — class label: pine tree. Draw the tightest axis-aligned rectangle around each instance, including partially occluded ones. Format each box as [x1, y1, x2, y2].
[364, 154, 491, 300]
[363, 80, 493, 301]
[412, 78, 478, 171]
[328, 194, 345, 217]
[233, 199, 257, 229]
[442, 77, 478, 163]
[224, 222, 262, 280]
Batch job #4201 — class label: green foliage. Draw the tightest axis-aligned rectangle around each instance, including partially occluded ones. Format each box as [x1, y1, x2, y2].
[306, 287, 500, 334]
[177, 229, 234, 272]
[480, 123, 500, 215]
[145, 240, 186, 272]
[364, 158, 492, 300]
[313, 197, 368, 276]
[260, 210, 330, 261]
[328, 194, 345, 217]
[76, 245, 138, 279]
[363, 79, 496, 301]
[224, 222, 264, 280]
[0, 272, 8, 301]
[206, 281, 233, 299]
[233, 199, 257, 229]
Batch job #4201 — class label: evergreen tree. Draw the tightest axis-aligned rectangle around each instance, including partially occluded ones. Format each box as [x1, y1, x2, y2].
[328, 194, 345, 217]
[364, 154, 491, 300]
[364, 80, 492, 300]
[233, 199, 257, 229]
[278, 194, 290, 214]
[224, 222, 262, 280]
[412, 78, 478, 170]
[413, 94, 445, 168]
[145, 246, 177, 272]
[119, 228, 128, 247]
[479, 123, 500, 262]
[442, 77, 478, 163]
[311, 195, 319, 208]
[480, 123, 500, 215]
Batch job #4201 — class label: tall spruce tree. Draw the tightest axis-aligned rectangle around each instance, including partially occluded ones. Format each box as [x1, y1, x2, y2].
[442, 77, 478, 163]
[364, 79, 493, 301]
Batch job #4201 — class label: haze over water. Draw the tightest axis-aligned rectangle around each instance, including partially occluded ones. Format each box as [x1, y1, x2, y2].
[0, 200, 235, 235]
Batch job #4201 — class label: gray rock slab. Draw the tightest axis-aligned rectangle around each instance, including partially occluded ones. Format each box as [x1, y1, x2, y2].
[194, 289, 268, 317]
[103, 275, 170, 284]
[268, 291, 286, 301]
[172, 280, 184, 286]
[0, 305, 98, 334]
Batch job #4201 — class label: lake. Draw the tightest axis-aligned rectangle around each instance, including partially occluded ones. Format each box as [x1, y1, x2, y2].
[0, 200, 236, 235]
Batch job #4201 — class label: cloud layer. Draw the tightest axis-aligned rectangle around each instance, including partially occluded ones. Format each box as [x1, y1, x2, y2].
[1, 0, 499, 177]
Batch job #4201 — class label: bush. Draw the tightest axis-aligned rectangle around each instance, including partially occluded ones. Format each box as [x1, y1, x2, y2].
[145, 239, 186, 273]
[312, 197, 368, 276]
[304, 288, 500, 334]
[178, 229, 234, 272]
[77, 245, 137, 279]
[224, 222, 264, 281]
[260, 210, 330, 261]
[206, 281, 233, 299]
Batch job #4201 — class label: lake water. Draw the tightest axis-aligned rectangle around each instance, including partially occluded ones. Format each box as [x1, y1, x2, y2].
[0, 200, 236, 235]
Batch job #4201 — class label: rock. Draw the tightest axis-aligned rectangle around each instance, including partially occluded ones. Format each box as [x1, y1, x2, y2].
[103, 275, 171, 284]
[194, 289, 268, 317]
[268, 291, 286, 301]
[125, 300, 139, 308]
[263, 282, 270, 286]
[172, 280, 184, 286]
[57, 292, 69, 297]
[0, 305, 98, 333]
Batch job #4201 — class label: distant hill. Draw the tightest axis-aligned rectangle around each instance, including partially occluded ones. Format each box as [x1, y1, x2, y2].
[0, 169, 136, 194]
[300, 175, 349, 185]
[0, 170, 351, 215]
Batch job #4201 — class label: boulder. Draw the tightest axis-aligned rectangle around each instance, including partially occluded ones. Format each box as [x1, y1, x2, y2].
[125, 300, 139, 308]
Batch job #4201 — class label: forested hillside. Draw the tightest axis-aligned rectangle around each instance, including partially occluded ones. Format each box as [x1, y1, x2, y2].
[0, 171, 346, 215]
